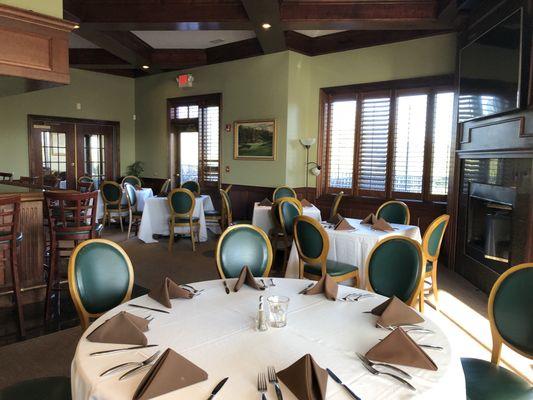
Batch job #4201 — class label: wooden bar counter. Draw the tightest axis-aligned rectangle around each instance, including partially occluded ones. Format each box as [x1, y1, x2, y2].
[0, 183, 45, 305]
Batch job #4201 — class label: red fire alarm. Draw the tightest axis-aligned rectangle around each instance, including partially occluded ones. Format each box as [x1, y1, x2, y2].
[176, 74, 194, 88]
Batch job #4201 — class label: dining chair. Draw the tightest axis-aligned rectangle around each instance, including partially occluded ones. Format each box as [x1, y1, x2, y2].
[420, 214, 450, 312]
[0, 172, 13, 181]
[365, 236, 424, 308]
[216, 224, 272, 278]
[124, 183, 143, 239]
[328, 191, 344, 221]
[293, 215, 359, 286]
[158, 178, 171, 197]
[0, 376, 72, 400]
[461, 263, 533, 400]
[272, 197, 302, 276]
[272, 185, 297, 201]
[68, 239, 134, 330]
[77, 176, 94, 193]
[376, 200, 410, 225]
[0, 195, 25, 336]
[168, 188, 199, 251]
[219, 188, 249, 229]
[121, 175, 142, 188]
[181, 180, 201, 196]
[100, 181, 128, 231]
[43, 190, 100, 320]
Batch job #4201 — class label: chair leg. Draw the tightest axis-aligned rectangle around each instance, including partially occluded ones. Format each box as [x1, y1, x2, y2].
[190, 223, 196, 252]
[352, 273, 360, 288]
[419, 284, 425, 313]
[44, 240, 57, 321]
[119, 214, 124, 232]
[431, 265, 439, 310]
[127, 210, 132, 239]
[168, 223, 174, 252]
[10, 243, 25, 337]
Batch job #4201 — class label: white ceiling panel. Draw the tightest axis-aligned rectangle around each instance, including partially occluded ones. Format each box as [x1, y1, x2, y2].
[132, 30, 256, 49]
[294, 30, 346, 37]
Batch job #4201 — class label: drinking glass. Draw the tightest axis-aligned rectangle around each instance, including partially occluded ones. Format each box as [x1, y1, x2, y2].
[267, 296, 290, 328]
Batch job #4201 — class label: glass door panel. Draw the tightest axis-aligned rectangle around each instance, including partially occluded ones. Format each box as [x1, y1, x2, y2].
[76, 124, 115, 189]
[180, 131, 199, 184]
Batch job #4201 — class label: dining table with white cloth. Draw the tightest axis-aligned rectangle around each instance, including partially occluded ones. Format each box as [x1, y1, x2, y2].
[252, 202, 322, 234]
[137, 195, 214, 243]
[285, 218, 422, 287]
[95, 188, 154, 221]
[71, 278, 466, 400]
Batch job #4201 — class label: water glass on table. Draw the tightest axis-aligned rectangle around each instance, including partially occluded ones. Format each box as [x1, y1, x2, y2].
[267, 296, 290, 328]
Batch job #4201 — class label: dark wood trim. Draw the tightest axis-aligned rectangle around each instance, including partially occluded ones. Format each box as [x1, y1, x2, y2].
[423, 89, 436, 202]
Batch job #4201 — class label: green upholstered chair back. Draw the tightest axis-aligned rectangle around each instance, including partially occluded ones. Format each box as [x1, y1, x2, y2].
[216, 224, 272, 278]
[273, 186, 296, 201]
[489, 263, 533, 358]
[0, 377, 72, 400]
[68, 239, 133, 327]
[101, 181, 123, 205]
[294, 216, 327, 262]
[181, 180, 200, 194]
[78, 176, 94, 184]
[121, 175, 141, 187]
[366, 237, 423, 305]
[279, 200, 301, 235]
[376, 201, 410, 225]
[124, 183, 137, 208]
[168, 189, 194, 215]
[423, 214, 450, 260]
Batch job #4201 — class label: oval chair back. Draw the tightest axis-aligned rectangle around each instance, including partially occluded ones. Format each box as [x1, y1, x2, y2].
[216, 224, 272, 278]
[273, 185, 297, 201]
[78, 181, 94, 193]
[124, 183, 137, 209]
[101, 181, 123, 206]
[423, 214, 450, 262]
[181, 180, 200, 195]
[219, 188, 233, 226]
[278, 198, 302, 236]
[293, 215, 329, 277]
[365, 236, 423, 306]
[121, 175, 142, 188]
[488, 263, 533, 364]
[78, 176, 93, 184]
[168, 188, 195, 216]
[329, 191, 344, 220]
[68, 239, 134, 330]
[376, 200, 410, 225]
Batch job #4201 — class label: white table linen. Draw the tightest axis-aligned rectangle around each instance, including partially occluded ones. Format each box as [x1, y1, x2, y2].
[95, 188, 154, 221]
[252, 202, 322, 234]
[138, 195, 214, 243]
[285, 218, 422, 286]
[71, 278, 465, 400]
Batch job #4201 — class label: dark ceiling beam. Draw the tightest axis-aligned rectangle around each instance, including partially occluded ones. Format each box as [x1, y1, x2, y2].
[150, 50, 207, 69]
[241, 0, 285, 53]
[79, 21, 254, 31]
[69, 48, 130, 66]
[206, 37, 263, 64]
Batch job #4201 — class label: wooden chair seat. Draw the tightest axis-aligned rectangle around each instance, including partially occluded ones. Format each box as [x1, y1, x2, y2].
[172, 216, 200, 224]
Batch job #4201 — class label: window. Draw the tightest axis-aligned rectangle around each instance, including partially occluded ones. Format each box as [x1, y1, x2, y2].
[320, 77, 454, 201]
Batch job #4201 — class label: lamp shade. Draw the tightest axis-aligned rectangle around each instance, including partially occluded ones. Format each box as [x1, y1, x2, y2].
[310, 166, 321, 176]
[299, 138, 316, 147]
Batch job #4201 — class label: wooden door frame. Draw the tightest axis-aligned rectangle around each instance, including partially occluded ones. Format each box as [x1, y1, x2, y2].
[27, 115, 121, 184]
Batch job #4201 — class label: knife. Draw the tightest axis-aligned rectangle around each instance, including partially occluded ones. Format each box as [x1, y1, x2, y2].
[90, 344, 158, 356]
[326, 368, 361, 400]
[207, 377, 229, 399]
[223, 280, 230, 294]
[129, 304, 169, 314]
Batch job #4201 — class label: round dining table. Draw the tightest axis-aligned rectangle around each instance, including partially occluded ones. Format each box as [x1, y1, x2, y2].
[71, 279, 466, 399]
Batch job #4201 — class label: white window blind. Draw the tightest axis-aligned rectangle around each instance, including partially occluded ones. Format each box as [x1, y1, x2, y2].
[431, 92, 454, 195]
[327, 100, 356, 189]
[393, 94, 428, 194]
[357, 96, 390, 193]
[199, 105, 220, 184]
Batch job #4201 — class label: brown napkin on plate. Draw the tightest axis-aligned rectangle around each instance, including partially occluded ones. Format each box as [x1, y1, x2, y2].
[149, 277, 194, 308]
[327, 213, 343, 225]
[372, 218, 394, 232]
[86, 311, 148, 345]
[233, 266, 265, 292]
[259, 198, 273, 207]
[133, 348, 208, 400]
[300, 198, 313, 208]
[361, 213, 378, 225]
[277, 354, 328, 400]
[334, 217, 354, 231]
[366, 327, 438, 370]
[304, 274, 338, 301]
[371, 296, 424, 327]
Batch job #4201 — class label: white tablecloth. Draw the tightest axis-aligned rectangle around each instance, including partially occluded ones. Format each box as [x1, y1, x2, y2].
[252, 202, 322, 234]
[286, 218, 422, 286]
[138, 195, 214, 243]
[71, 279, 465, 400]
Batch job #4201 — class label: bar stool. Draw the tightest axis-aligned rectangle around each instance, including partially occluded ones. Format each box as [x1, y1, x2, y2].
[43, 190, 99, 321]
[0, 195, 25, 336]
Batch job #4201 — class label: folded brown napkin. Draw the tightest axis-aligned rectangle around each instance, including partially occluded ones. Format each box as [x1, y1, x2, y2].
[233, 266, 265, 292]
[371, 296, 424, 327]
[277, 354, 328, 400]
[334, 217, 355, 231]
[304, 274, 338, 301]
[133, 348, 208, 400]
[300, 198, 313, 208]
[327, 213, 343, 225]
[258, 198, 273, 207]
[372, 218, 394, 232]
[86, 311, 148, 345]
[149, 277, 194, 308]
[361, 213, 378, 225]
[366, 327, 438, 370]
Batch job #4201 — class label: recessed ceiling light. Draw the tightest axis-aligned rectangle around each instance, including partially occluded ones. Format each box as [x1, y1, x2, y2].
[141, 65, 150, 70]
[262, 23, 271, 30]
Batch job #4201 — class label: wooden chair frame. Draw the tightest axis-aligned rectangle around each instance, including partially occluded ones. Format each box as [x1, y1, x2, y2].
[215, 224, 273, 279]
[68, 239, 134, 330]
[293, 215, 359, 287]
[329, 191, 344, 220]
[121, 175, 142, 188]
[272, 185, 297, 201]
[124, 183, 142, 239]
[364, 235, 425, 308]
[77, 176, 95, 192]
[420, 214, 450, 312]
[219, 188, 233, 229]
[273, 198, 303, 276]
[167, 188, 198, 251]
[100, 181, 128, 232]
[376, 200, 410, 225]
[487, 263, 533, 364]
[180, 180, 201, 196]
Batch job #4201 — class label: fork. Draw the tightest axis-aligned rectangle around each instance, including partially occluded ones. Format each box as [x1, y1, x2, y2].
[267, 366, 283, 400]
[355, 352, 411, 379]
[118, 351, 161, 380]
[340, 293, 375, 302]
[269, 278, 276, 287]
[377, 323, 434, 334]
[101, 350, 160, 377]
[257, 372, 268, 400]
[180, 284, 205, 294]
[298, 283, 314, 294]
[362, 362, 416, 391]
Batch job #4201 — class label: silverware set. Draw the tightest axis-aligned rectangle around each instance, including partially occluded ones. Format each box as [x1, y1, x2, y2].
[356, 353, 411, 379]
[361, 361, 416, 391]
[223, 280, 230, 294]
[339, 293, 375, 302]
[326, 368, 361, 400]
[257, 367, 283, 400]
[99, 350, 161, 380]
[267, 366, 283, 400]
[90, 344, 158, 356]
[180, 283, 205, 295]
[376, 322, 435, 334]
[257, 372, 268, 400]
[129, 304, 169, 314]
[298, 283, 314, 294]
[259, 279, 276, 289]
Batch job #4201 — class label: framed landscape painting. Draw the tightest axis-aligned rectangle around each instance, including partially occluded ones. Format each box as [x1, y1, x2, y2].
[233, 119, 276, 160]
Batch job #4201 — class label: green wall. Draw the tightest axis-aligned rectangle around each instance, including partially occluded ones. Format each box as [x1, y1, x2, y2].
[0, 0, 63, 18]
[0, 69, 135, 178]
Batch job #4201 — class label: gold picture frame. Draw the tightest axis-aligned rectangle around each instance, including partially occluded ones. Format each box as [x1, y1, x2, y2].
[233, 119, 277, 160]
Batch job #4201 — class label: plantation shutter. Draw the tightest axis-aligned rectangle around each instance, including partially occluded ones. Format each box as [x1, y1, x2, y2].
[198, 101, 220, 186]
[430, 92, 454, 196]
[357, 95, 391, 195]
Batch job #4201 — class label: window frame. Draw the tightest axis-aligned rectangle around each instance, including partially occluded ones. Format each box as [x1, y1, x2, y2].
[318, 76, 454, 204]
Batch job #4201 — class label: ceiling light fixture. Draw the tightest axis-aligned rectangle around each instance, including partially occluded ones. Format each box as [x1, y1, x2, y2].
[141, 65, 150, 70]
[262, 23, 271, 30]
